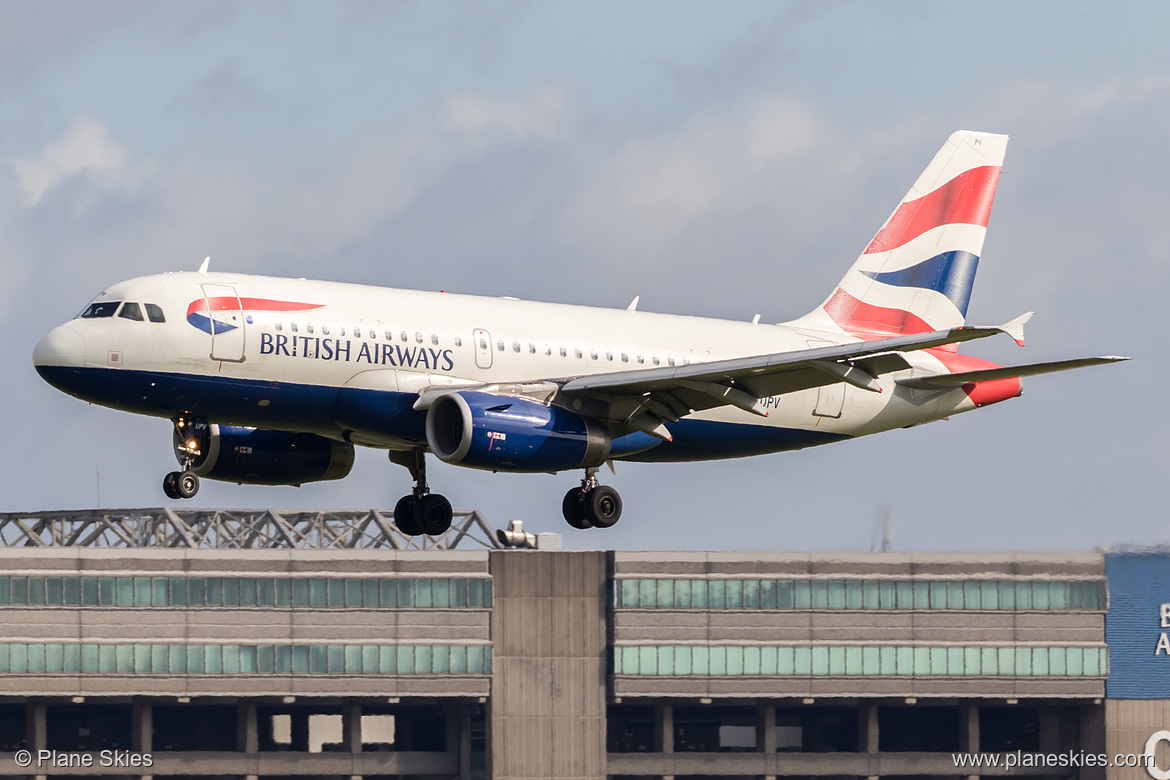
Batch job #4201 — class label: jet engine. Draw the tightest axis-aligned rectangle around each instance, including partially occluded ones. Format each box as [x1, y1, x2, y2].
[174, 420, 354, 486]
[425, 391, 610, 472]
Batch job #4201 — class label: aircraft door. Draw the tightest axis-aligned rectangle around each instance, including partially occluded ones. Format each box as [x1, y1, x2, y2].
[473, 328, 492, 369]
[201, 284, 246, 362]
[807, 338, 845, 418]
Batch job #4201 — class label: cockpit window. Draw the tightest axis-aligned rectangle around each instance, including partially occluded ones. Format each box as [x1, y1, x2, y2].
[80, 301, 121, 319]
[118, 302, 144, 321]
[144, 304, 166, 323]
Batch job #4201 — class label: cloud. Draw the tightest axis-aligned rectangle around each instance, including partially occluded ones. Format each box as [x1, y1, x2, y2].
[441, 85, 573, 141]
[10, 114, 142, 205]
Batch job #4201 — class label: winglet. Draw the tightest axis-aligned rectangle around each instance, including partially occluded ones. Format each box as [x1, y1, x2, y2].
[627, 296, 640, 312]
[1001, 311, 1033, 346]
[198, 256, 210, 275]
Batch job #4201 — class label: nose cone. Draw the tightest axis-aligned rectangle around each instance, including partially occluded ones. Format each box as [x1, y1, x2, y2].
[34, 324, 86, 370]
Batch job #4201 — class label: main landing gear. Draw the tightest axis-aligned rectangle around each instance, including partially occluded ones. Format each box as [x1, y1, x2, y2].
[164, 417, 201, 500]
[562, 468, 622, 530]
[390, 449, 453, 537]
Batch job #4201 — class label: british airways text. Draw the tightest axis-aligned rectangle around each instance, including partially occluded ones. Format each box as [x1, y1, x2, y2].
[259, 334, 454, 371]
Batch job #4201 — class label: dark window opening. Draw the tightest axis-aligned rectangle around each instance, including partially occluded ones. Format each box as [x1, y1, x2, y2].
[879, 707, 959, 752]
[117, 302, 143, 321]
[80, 301, 121, 318]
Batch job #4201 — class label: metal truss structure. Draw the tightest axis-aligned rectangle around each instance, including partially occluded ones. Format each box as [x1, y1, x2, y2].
[0, 508, 502, 550]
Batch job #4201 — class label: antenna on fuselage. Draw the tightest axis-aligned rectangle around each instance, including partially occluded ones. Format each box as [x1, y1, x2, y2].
[197, 256, 210, 274]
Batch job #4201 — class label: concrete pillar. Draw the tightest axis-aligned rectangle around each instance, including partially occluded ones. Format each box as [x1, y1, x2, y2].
[1080, 702, 1106, 780]
[131, 701, 153, 780]
[654, 702, 674, 780]
[237, 702, 259, 780]
[237, 702, 259, 752]
[653, 702, 674, 753]
[959, 702, 979, 753]
[863, 702, 879, 753]
[343, 702, 362, 753]
[341, 704, 363, 780]
[131, 701, 153, 752]
[489, 550, 609, 780]
[757, 703, 776, 780]
[27, 701, 47, 780]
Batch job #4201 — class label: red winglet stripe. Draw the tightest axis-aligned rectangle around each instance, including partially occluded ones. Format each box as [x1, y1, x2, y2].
[864, 165, 1001, 255]
[823, 288, 934, 339]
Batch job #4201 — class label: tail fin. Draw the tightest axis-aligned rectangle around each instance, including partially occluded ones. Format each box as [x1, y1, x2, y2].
[799, 130, 1008, 339]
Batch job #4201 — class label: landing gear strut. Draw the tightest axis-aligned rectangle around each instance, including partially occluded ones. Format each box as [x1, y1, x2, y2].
[562, 468, 622, 529]
[390, 449, 453, 536]
[164, 417, 201, 500]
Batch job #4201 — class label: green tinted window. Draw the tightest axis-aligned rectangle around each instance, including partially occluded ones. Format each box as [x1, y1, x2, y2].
[27, 577, 45, 606]
[239, 578, 258, 606]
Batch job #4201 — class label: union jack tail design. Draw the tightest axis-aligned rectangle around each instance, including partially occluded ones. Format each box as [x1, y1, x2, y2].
[800, 130, 1008, 340]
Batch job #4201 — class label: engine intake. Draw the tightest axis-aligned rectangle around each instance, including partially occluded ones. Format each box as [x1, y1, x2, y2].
[426, 391, 609, 472]
[175, 420, 354, 486]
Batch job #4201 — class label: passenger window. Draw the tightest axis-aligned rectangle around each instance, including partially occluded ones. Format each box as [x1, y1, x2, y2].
[479, 338, 487, 350]
[323, 324, 331, 335]
[496, 340, 504, 351]
[431, 335, 439, 345]
[306, 323, 314, 334]
[668, 357, 675, 367]
[528, 343, 536, 354]
[591, 349, 598, 360]
[144, 304, 166, 323]
[621, 353, 628, 363]
[80, 301, 121, 318]
[415, 332, 423, 343]
[544, 345, 551, 356]
[559, 347, 567, 357]
[384, 330, 392, 341]
[118, 302, 144, 321]
[575, 348, 582, 359]
[606, 351, 613, 361]
[353, 327, 361, 337]
[513, 341, 521, 353]
[652, 356, 660, 366]
[275, 322, 283, 332]
[455, 337, 462, 347]
[637, 355, 644, 364]
[291, 322, 299, 333]
[401, 331, 408, 342]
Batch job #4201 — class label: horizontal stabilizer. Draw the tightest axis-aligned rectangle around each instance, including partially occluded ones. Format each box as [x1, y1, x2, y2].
[895, 356, 1129, 389]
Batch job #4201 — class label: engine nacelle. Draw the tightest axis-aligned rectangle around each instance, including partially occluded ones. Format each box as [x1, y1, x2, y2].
[175, 420, 354, 486]
[425, 391, 610, 472]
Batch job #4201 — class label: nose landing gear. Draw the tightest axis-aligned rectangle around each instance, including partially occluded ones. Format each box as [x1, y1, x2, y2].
[164, 417, 202, 500]
[390, 449, 453, 536]
[562, 468, 623, 529]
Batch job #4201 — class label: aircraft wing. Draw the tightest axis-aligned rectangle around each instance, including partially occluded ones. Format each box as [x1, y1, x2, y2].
[894, 356, 1129, 389]
[554, 322, 1025, 434]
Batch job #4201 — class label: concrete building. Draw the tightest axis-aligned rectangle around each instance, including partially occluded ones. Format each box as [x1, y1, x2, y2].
[0, 515, 1165, 779]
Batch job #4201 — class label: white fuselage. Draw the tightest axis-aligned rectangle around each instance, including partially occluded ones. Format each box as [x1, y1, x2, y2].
[34, 271, 985, 463]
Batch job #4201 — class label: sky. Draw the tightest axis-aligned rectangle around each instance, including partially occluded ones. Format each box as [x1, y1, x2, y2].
[1, 0, 1165, 553]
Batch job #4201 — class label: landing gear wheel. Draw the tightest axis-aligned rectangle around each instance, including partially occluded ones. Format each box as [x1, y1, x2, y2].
[163, 472, 180, 500]
[394, 494, 421, 536]
[176, 471, 200, 499]
[585, 485, 622, 528]
[416, 493, 453, 535]
[562, 488, 591, 529]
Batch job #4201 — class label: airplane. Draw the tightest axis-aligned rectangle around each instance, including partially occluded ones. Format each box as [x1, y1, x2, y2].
[33, 130, 1126, 536]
